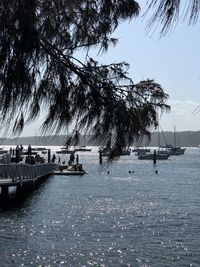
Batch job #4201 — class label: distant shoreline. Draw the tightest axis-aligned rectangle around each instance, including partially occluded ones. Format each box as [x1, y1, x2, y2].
[1, 131, 200, 147]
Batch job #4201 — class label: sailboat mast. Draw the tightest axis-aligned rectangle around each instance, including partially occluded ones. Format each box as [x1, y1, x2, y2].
[160, 126, 168, 146]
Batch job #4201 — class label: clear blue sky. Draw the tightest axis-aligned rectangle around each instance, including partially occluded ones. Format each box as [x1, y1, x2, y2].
[17, 6, 200, 136]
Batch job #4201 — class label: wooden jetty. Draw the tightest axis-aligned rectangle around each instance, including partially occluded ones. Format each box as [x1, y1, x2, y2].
[0, 163, 56, 198]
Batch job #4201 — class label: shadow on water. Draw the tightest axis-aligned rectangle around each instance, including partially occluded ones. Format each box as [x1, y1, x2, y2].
[0, 191, 34, 212]
[0, 176, 53, 212]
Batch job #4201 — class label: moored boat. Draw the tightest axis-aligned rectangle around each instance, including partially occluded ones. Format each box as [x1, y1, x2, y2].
[138, 152, 170, 160]
[74, 146, 92, 152]
[158, 145, 186, 155]
[132, 148, 150, 153]
[121, 149, 131, 156]
[170, 147, 186, 155]
[56, 149, 75, 154]
[99, 147, 131, 156]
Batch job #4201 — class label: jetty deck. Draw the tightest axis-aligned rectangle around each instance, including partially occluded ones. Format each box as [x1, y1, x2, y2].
[0, 163, 56, 197]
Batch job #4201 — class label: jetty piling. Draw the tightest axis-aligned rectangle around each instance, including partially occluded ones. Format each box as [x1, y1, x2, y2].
[48, 149, 51, 163]
[153, 150, 157, 165]
[99, 150, 102, 164]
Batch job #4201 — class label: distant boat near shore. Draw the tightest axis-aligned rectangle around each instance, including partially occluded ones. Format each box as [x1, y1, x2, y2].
[35, 147, 47, 151]
[99, 147, 131, 157]
[74, 146, 92, 152]
[57, 145, 92, 154]
[158, 145, 186, 155]
[56, 149, 74, 154]
[138, 152, 170, 160]
[133, 148, 151, 155]
[158, 126, 186, 156]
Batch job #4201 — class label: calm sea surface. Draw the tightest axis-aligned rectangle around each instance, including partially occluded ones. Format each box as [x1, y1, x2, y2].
[0, 147, 200, 267]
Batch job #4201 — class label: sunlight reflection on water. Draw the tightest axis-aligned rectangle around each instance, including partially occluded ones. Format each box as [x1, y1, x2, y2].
[0, 147, 200, 266]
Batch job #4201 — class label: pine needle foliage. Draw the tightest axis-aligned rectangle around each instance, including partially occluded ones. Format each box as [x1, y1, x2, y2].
[147, 0, 200, 35]
[0, 0, 171, 154]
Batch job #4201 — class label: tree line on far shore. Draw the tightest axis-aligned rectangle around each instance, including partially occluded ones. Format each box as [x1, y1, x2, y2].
[1, 131, 200, 147]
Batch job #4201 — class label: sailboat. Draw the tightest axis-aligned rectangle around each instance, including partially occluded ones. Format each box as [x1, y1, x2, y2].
[138, 127, 170, 160]
[166, 126, 185, 155]
[157, 126, 172, 156]
[159, 126, 186, 155]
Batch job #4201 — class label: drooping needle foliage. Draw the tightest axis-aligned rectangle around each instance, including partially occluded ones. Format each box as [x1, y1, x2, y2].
[4, 0, 198, 152]
[146, 0, 200, 35]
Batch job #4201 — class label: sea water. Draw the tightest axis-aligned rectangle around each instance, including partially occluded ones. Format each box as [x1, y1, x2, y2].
[0, 147, 200, 266]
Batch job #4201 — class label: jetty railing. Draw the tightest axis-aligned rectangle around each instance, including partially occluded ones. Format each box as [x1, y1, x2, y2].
[0, 153, 11, 164]
[0, 163, 56, 182]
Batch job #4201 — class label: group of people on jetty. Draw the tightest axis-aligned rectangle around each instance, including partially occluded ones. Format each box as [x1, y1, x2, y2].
[10, 144, 24, 163]
[68, 152, 83, 171]
[10, 144, 45, 164]
[8, 144, 83, 171]
[68, 152, 79, 165]
[0, 144, 85, 173]
[51, 151, 79, 165]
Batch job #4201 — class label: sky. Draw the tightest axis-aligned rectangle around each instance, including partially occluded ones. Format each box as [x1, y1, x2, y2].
[11, 3, 200, 137]
[95, 14, 200, 132]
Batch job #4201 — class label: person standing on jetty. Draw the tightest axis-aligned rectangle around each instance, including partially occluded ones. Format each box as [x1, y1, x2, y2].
[15, 145, 20, 163]
[28, 144, 32, 156]
[69, 151, 75, 165]
[19, 144, 23, 159]
[51, 154, 56, 163]
[20, 144, 23, 152]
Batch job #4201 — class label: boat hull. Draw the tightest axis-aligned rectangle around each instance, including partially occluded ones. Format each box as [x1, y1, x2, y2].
[56, 150, 74, 154]
[138, 153, 170, 160]
[53, 170, 85, 175]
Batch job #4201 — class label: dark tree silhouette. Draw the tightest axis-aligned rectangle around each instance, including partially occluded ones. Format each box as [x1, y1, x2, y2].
[0, 0, 172, 153]
[147, 0, 200, 35]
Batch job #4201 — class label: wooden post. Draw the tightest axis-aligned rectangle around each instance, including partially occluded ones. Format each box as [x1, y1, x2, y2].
[153, 150, 157, 165]
[48, 149, 51, 163]
[99, 150, 102, 165]
[1, 186, 9, 198]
